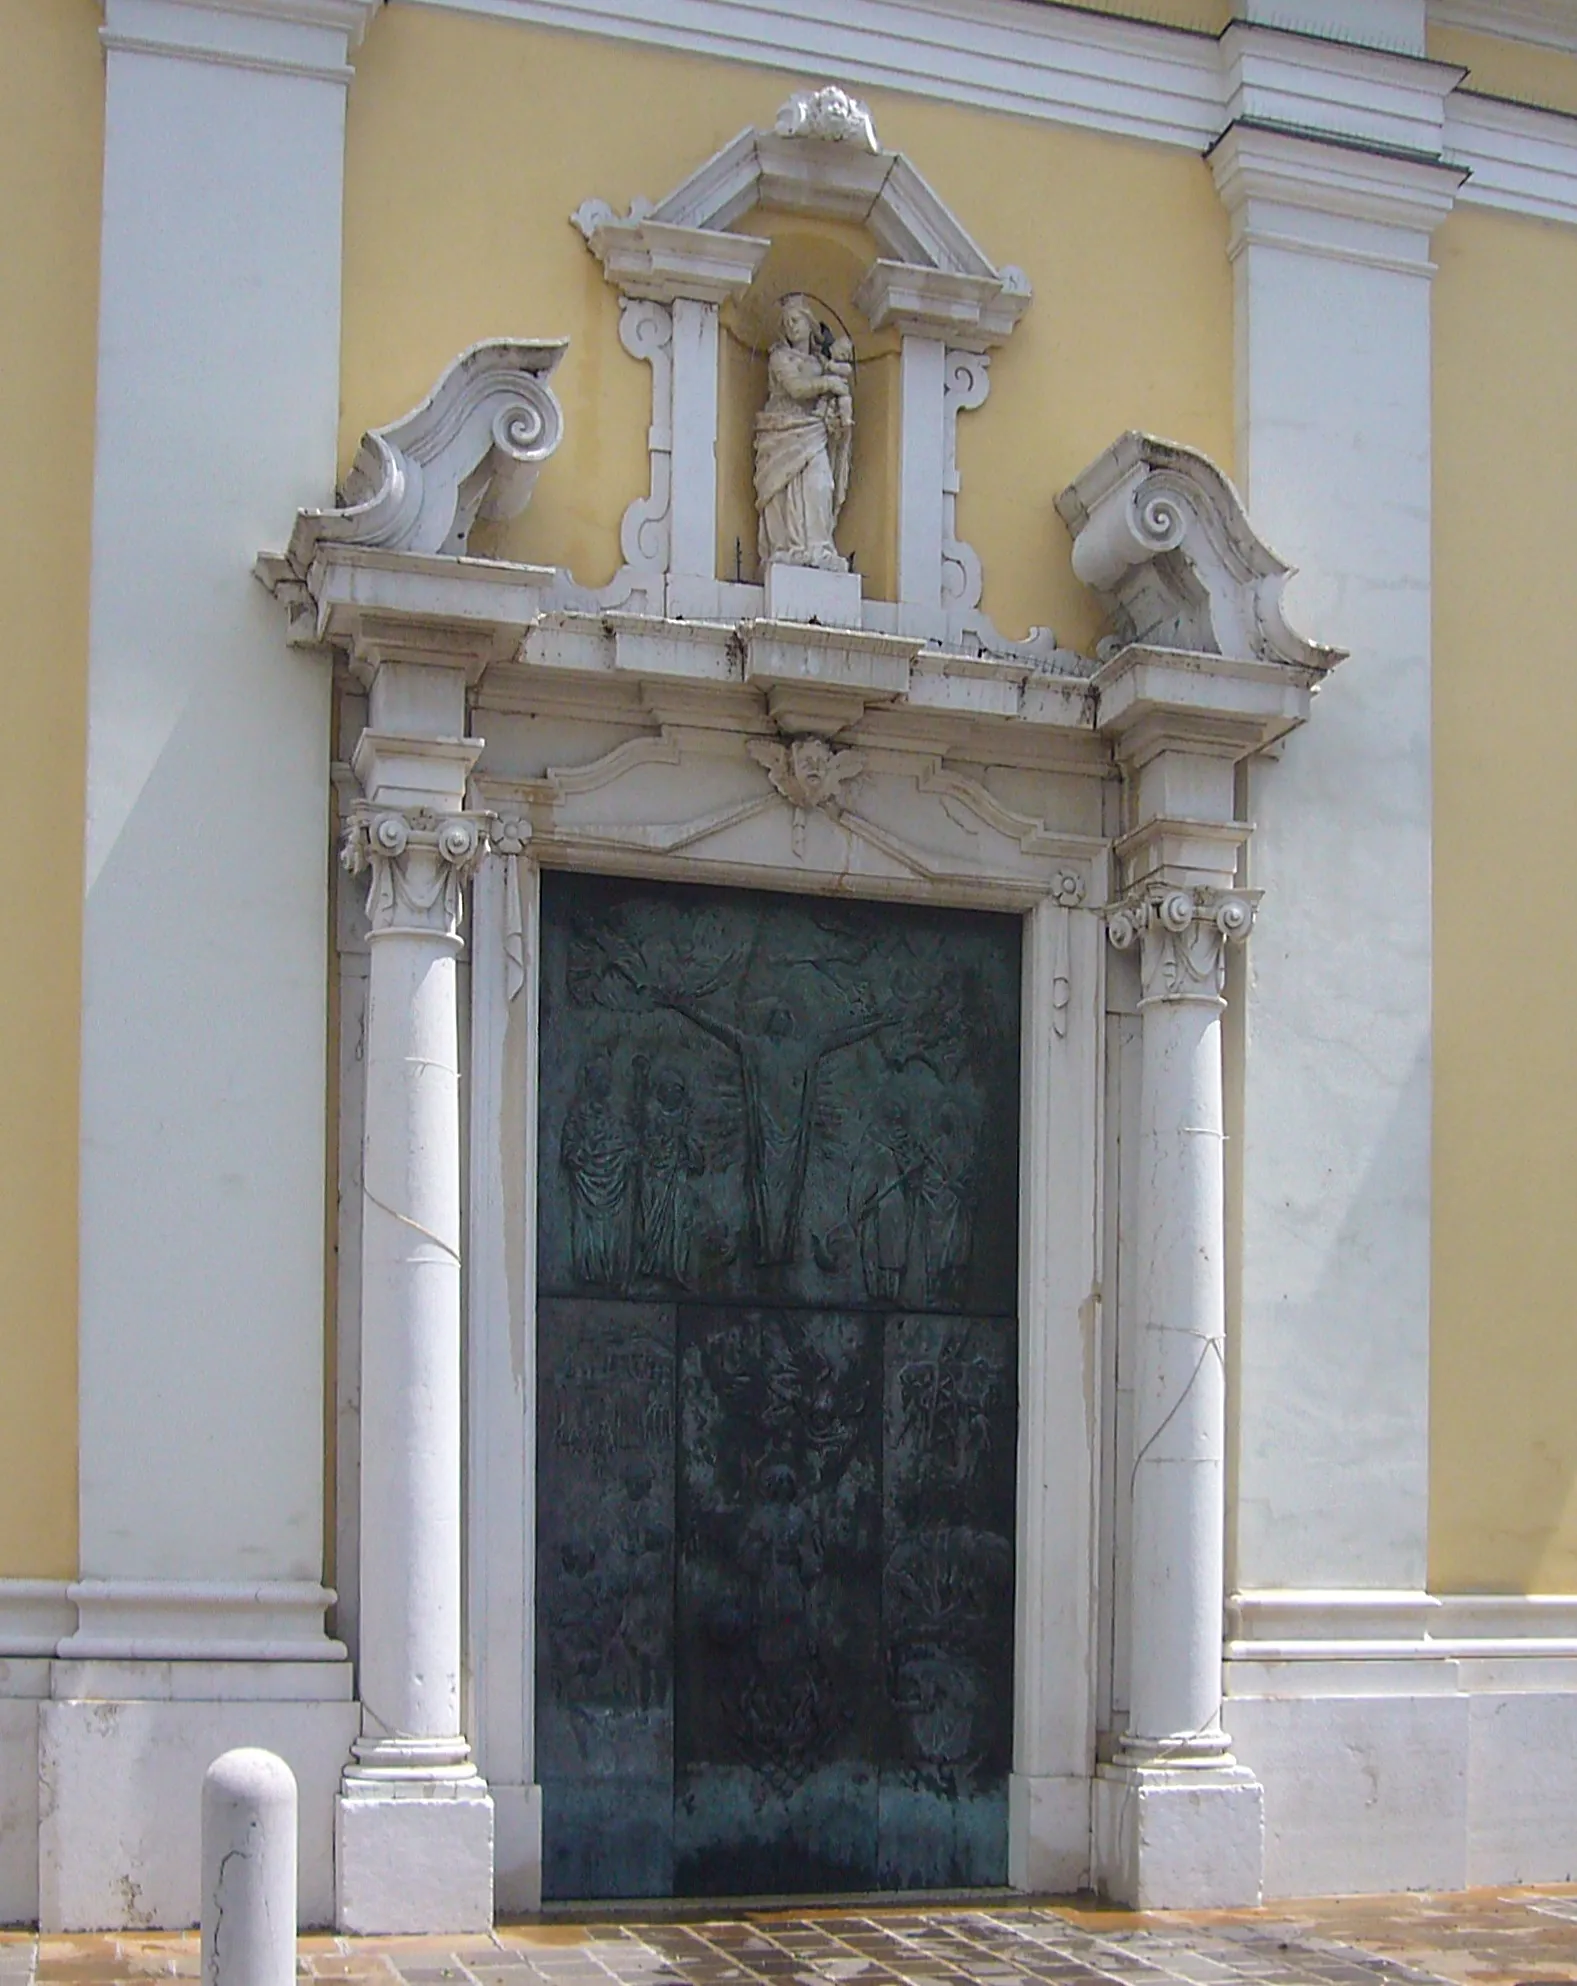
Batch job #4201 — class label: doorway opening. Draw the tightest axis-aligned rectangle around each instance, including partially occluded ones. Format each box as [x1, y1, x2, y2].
[534, 871, 1022, 1898]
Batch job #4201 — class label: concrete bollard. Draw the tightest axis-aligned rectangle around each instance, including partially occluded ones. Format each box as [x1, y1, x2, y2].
[201, 1748, 297, 1986]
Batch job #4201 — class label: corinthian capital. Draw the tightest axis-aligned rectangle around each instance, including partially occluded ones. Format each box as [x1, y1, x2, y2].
[342, 804, 489, 943]
[1107, 884, 1257, 1004]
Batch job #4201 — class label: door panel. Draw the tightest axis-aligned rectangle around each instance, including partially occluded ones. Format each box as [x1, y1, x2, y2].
[535, 872, 1021, 1899]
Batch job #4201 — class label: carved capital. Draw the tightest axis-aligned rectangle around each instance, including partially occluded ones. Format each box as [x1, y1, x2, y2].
[1107, 885, 1257, 1004]
[342, 804, 489, 944]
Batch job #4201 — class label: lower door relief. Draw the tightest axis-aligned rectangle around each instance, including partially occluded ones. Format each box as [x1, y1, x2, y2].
[881, 1314, 1017, 1888]
[676, 1308, 883, 1895]
[537, 1297, 677, 1900]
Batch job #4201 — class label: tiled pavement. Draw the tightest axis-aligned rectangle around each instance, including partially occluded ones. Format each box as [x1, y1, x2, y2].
[10, 1890, 1577, 1986]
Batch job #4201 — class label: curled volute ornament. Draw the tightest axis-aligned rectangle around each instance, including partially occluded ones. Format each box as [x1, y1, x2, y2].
[1108, 885, 1258, 1004]
[343, 803, 490, 943]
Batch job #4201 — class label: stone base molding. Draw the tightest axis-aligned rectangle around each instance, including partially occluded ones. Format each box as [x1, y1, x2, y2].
[1008, 1773, 1095, 1894]
[38, 1689, 359, 1931]
[335, 1783, 494, 1935]
[56, 1580, 345, 1663]
[1093, 1763, 1266, 1909]
[0, 1581, 75, 1659]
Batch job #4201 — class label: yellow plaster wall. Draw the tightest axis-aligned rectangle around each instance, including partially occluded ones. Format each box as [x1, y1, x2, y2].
[0, 0, 101, 1577]
[1431, 206, 1577, 1593]
[343, 6, 1233, 655]
[1428, 25, 1577, 119]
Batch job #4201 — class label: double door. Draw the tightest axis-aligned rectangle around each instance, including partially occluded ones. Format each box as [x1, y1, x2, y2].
[534, 872, 1022, 1899]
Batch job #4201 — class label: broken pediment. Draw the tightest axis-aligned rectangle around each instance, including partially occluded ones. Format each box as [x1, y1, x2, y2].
[572, 86, 1030, 349]
[283, 339, 567, 570]
[1055, 432, 1343, 674]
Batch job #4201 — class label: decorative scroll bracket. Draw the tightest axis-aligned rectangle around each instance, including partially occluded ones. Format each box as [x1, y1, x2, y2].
[283, 339, 568, 571]
[1056, 431, 1345, 673]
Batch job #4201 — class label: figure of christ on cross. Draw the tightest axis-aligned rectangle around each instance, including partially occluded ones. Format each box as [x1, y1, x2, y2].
[661, 993, 892, 1268]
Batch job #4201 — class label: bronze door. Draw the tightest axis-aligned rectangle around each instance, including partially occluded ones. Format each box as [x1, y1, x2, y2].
[535, 872, 1020, 1899]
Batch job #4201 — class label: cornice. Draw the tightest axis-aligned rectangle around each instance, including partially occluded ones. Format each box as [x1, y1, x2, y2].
[1221, 20, 1465, 159]
[101, 0, 380, 81]
[1447, 88, 1577, 224]
[1429, 0, 1577, 58]
[403, 0, 1228, 152]
[1211, 122, 1466, 268]
[396, 0, 1577, 235]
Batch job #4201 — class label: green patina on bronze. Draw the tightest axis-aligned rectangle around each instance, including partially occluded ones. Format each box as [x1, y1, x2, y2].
[535, 871, 1022, 1900]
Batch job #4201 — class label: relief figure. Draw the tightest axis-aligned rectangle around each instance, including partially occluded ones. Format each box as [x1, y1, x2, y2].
[754, 296, 854, 572]
[916, 1099, 977, 1305]
[671, 998, 888, 1267]
[850, 1091, 978, 1305]
[560, 1054, 634, 1288]
[632, 1058, 705, 1289]
[742, 1461, 824, 1669]
[850, 1095, 922, 1302]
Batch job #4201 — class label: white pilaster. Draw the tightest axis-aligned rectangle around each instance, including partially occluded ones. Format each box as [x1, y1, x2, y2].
[334, 672, 493, 1933]
[1211, 110, 1462, 1589]
[55, 0, 368, 1933]
[897, 334, 946, 616]
[465, 839, 543, 1913]
[1008, 886, 1104, 1894]
[667, 296, 720, 588]
[79, 0, 372, 1627]
[1235, 0, 1426, 54]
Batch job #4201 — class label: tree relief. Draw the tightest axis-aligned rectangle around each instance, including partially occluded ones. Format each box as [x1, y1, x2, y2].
[538, 873, 1021, 1314]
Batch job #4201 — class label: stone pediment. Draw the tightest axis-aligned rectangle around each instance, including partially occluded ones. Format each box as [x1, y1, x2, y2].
[571, 85, 1030, 348]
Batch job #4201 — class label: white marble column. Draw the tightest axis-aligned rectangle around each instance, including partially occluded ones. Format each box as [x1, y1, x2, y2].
[334, 701, 494, 1934]
[1094, 885, 1264, 1906]
[1114, 889, 1250, 1758]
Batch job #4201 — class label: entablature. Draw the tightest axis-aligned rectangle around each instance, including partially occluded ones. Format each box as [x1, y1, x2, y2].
[259, 238, 1341, 907]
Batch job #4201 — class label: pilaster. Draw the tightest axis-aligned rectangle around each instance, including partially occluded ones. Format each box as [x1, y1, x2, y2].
[60, 0, 371, 1930]
[1211, 55, 1462, 1594]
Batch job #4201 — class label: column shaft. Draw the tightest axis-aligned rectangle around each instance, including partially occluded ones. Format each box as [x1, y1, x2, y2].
[357, 926, 467, 1766]
[1127, 987, 1228, 1756]
[1094, 886, 1263, 1910]
[335, 794, 494, 1932]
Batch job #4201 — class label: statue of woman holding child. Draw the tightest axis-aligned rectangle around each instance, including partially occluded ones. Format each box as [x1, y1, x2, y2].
[753, 295, 854, 572]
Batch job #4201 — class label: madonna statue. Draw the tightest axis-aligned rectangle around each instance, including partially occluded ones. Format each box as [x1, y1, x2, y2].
[754, 296, 854, 571]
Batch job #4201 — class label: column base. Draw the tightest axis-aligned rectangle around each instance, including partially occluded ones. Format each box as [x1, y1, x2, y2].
[335, 1777, 494, 1933]
[1092, 1759, 1264, 1908]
